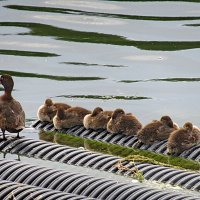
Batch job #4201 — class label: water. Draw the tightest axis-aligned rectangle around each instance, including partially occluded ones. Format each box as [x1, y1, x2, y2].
[1, 0, 200, 128]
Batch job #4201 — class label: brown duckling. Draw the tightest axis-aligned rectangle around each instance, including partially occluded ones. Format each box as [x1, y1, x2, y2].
[137, 116, 179, 145]
[107, 108, 142, 135]
[83, 107, 113, 130]
[0, 74, 25, 140]
[37, 98, 71, 122]
[191, 125, 200, 143]
[53, 106, 91, 129]
[167, 122, 197, 155]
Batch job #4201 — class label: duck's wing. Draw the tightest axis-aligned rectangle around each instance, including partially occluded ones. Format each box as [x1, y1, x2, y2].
[6, 99, 25, 130]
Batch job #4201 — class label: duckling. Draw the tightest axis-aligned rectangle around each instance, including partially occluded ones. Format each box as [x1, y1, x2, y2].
[137, 116, 178, 145]
[37, 98, 71, 122]
[167, 122, 197, 155]
[0, 74, 25, 140]
[107, 108, 142, 135]
[83, 107, 113, 130]
[191, 125, 200, 143]
[53, 106, 91, 129]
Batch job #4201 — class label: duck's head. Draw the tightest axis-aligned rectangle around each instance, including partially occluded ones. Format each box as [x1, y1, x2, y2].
[183, 122, 193, 132]
[112, 108, 125, 120]
[0, 74, 14, 92]
[160, 116, 173, 128]
[92, 107, 103, 116]
[45, 98, 53, 107]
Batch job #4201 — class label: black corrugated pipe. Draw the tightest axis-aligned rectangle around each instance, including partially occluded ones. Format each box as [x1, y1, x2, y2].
[0, 159, 199, 200]
[0, 138, 200, 192]
[0, 179, 95, 200]
[32, 120, 200, 162]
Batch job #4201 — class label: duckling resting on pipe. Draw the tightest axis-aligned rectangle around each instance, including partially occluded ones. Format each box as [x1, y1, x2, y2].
[137, 116, 179, 145]
[83, 107, 113, 130]
[37, 98, 71, 122]
[107, 108, 142, 135]
[53, 106, 91, 129]
[167, 122, 200, 155]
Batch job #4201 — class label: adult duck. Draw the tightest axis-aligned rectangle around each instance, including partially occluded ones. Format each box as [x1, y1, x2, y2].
[137, 116, 179, 145]
[0, 74, 25, 140]
[53, 106, 91, 129]
[83, 107, 112, 130]
[107, 108, 142, 135]
[37, 98, 71, 122]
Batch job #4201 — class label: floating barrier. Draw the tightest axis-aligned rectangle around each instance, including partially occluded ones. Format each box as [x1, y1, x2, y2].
[0, 159, 199, 200]
[32, 120, 200, 162]
[0, 179, 93, 200]
[0, 137, 200, 192]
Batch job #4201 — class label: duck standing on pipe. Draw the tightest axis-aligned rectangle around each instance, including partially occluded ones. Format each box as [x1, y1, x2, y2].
[0, 74, 25, 140]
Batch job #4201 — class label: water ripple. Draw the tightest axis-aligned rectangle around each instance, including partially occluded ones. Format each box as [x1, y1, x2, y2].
[0, 70, 105, 81]
[56, 94, 151, 100]
[0, 49, 59, 57]
[5, 5, 200, 21]
[0, 22, 200, 51]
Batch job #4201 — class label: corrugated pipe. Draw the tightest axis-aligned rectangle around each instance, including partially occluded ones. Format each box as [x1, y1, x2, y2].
[0, 179, 94, 200]
[0, 138, 200, 192]
[0, 159, 199, 200]
[32, 120, 200, 162]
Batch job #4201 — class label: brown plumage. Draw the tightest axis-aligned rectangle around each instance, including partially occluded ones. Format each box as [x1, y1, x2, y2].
[192, 125, 200, 143]
[107, 108, 142, 135]
[167, 122, 197, 155]
[53, 106, 91, 129]
[83, 107, 113, 130]
[37, 98, 71, 122]
[137, 116, 179, 145]
[0, 74, 25, 140]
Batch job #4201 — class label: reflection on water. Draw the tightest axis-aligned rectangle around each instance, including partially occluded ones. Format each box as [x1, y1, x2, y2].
[0, 70, 105, 81]
[5, 5, 200, 21]
[56, 94, 151, 100]
[1, 22, 200, 51]
[120, 77, 200, 83]
[185, 23, 200, 26]
[0, 49, 59, 57]
[0, 0, 200, 130]
[61, 62, 127, 68]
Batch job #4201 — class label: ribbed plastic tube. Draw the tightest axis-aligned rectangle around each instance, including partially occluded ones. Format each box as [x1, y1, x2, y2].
[0, 159, 199, 200]
[32, 120, 200, 161]
[0, 137, 200, 192]
[0, 179, 94, 200]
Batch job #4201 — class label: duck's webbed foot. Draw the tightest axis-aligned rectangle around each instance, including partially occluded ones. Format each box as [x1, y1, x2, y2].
[11, 133, 25, 140]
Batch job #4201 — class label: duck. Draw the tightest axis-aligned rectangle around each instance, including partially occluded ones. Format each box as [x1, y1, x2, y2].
[83, 107, 113, 130]
[0, 74, 25, 140]
[191, 124, 200, 143]
[167, 122, 197, 155]
[53, 106, 91, 129]
[107, 108, 142, 135]
[137, 116, 179, 145]
[37, 98, 71, 122]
